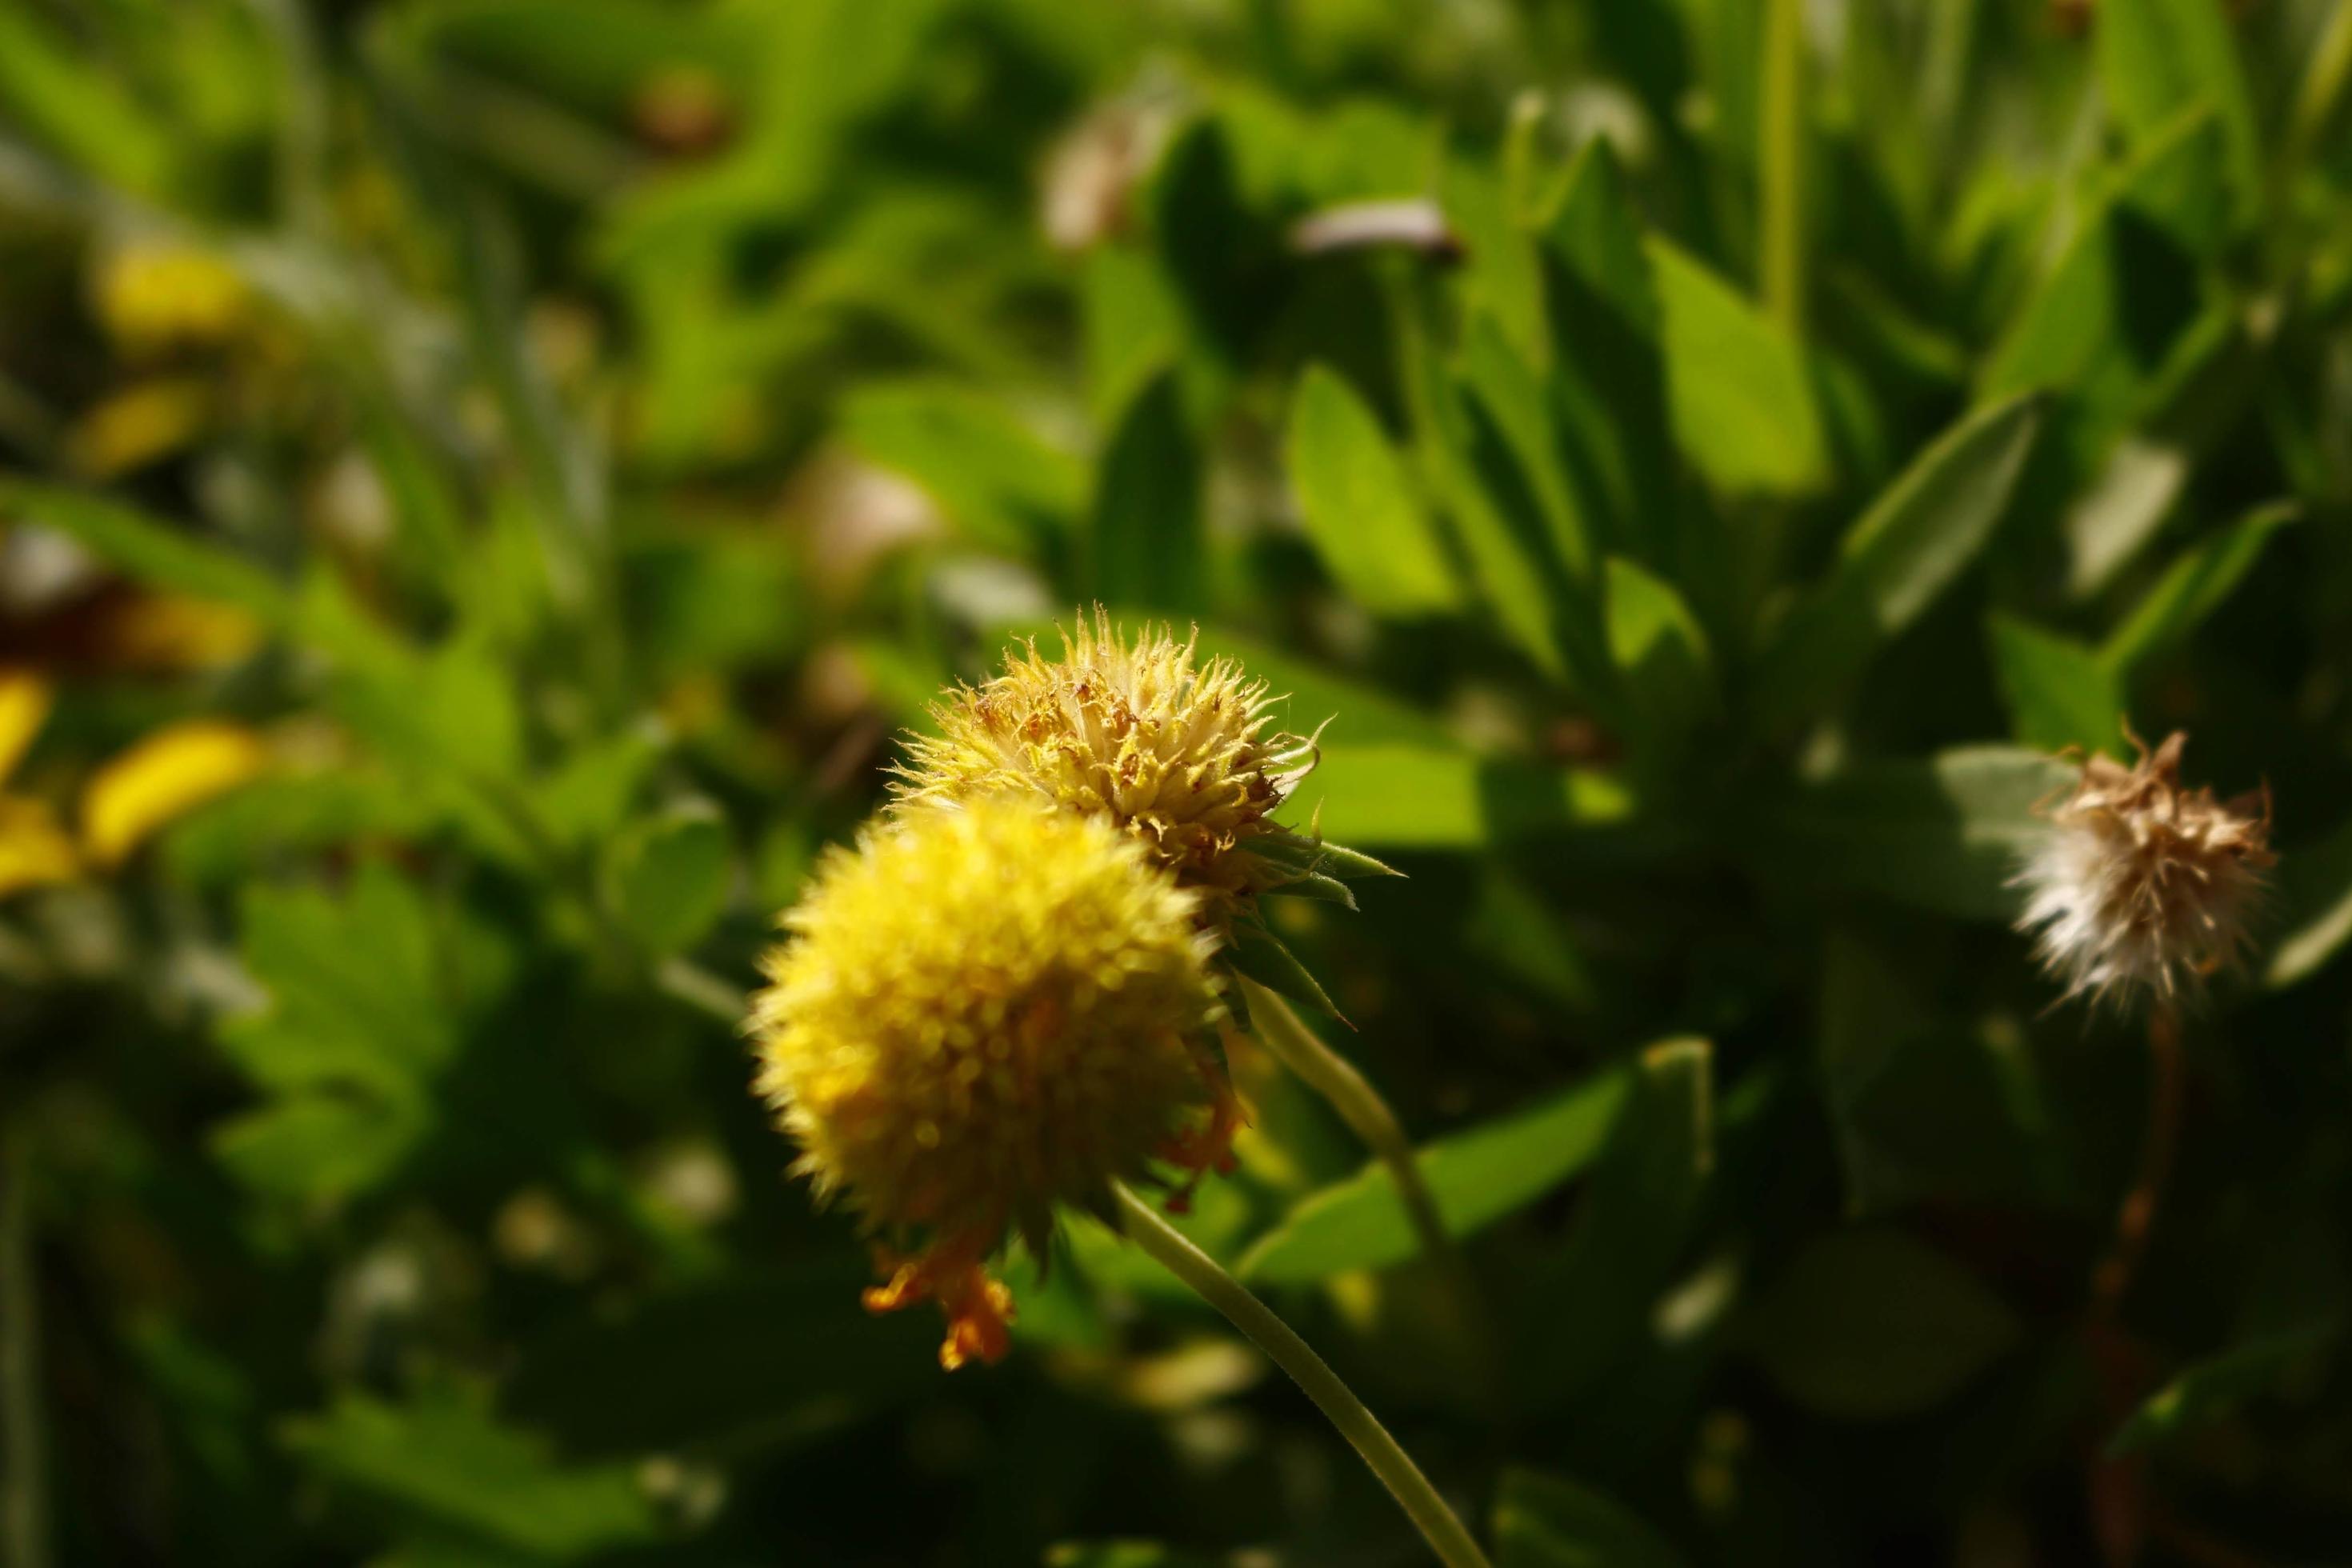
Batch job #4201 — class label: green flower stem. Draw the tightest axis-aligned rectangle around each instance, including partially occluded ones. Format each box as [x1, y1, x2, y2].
[2, 1133, 49, 1568]
[1242, 981, 1454, 1272]
[1110, 1182, 1493, 1568]
[1760, 0, 1807, 335]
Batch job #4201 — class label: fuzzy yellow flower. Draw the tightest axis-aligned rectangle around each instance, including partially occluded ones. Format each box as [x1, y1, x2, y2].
[895, 612, 1330, 920]
[94, 242, 248, 355]
[750, 796, 1235, 1368]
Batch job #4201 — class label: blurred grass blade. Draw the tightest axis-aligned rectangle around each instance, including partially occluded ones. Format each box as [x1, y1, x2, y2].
[2098, 0, 2259, 201]
[1493, 1468, 1688, 1568]
[2109, 1320, 2340, 1456]
[1758, 0, 1806, 336]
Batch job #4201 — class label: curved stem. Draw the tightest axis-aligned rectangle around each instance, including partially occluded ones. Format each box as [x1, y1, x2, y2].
[2, 1133, 49, 1568]
[1110, 1183, 1492, 1568]
[2092, 1005, 2185, 1315]
[1242, 981, 1454, 1271]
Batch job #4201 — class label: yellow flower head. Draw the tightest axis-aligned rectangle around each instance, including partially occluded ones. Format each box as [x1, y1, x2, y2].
[894, 612, 1320, 919]
[750, 795, 1234, 1368]
[94, 242, 248, 356]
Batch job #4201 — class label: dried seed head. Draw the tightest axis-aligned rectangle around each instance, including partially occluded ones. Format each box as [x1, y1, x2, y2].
[749, 796, 1234, 1367]
[2014, 729, 2274, 1009]
[894, 611, 1321, 926]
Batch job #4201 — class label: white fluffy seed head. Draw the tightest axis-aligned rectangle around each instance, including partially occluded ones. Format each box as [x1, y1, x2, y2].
[2014, 730, 2274, 1010]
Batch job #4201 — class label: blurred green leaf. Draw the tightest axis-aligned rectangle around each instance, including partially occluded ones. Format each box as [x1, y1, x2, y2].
[841, 380, 1083, 554]
[1305, 745, 1634, 850]
[1986, 614, 2125, 755]
[1090, 370, 1202, 609]
[1606, 556, 1714, 768]
[1753, 747, 2077, 920]
[2109, 1320, 2341, 1455]
[1742, 1227, 2022, 1421]
[2102, 502, 2296, 674]
[606, 804, 731, 957]
[1046, 1544, 1225, 1568]
[1539, 139, 1673, 560]
[1493, 1468, 1688, 1568]
[0, 482, 290, 624]
[1286, 365, 1460, 616]
[1755, 394, 2042, 728]
[2098, 0, 2258, 200]
[285, 1393, 658, 1560]
[1510, 1038, 1714, 1401]
[2265, 811, 2352, 989]
[1239, 1063, 1635, 1283]
[505, 1266, 941, 1454]
[1647, 238, 1828, 498]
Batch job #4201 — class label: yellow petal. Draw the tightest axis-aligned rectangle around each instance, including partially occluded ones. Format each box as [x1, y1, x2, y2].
[96, 594, 263, 673]
[0, 796, 79, 899]
[82, 719, 270, 866]
[0, 670, 53, 787]
[66, 378, 211, 479]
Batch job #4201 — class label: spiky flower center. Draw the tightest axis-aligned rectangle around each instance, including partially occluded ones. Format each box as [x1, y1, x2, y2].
[895, 614, 1318, 910]
[2015, 730, 2272, 1006]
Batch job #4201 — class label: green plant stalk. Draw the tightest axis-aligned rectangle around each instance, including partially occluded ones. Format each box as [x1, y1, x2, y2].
[1760, 0, 1807, 335]
[2, 1134, 48, 1568]
[1242, 981, 1454, 1272]
[2279, 0, 2352, 200]
[1110, 1183, 1493, 1568]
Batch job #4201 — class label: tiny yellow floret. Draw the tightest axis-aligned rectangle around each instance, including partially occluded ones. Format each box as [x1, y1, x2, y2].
[750, 796, 1233, 1368]
[895, 612, 1319, 922]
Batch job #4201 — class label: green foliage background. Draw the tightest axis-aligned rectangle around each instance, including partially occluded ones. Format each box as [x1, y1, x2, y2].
[4, 0, 2352, 1562]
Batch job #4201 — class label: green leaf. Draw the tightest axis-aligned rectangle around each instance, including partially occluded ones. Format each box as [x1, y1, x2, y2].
[2263, 811, 2352, 989]
[1647, 238, 1829, 498]
[0, 482, 291, 624]
[1818, 930, 2074, 1216]
[1986, 614, 2126, 755]
[1238, 1064, 1635, 1282]
[1754, 394, 2042, 727]
[2108, 1321, 2341, 1456]
[2102, 502, 2296, 674]
[1286, 365, 1460, 615]
[1493, 1468, 1689, 1568]
[2098, 0, 2259, 201]
[606, 805, 732, 957]
[210, 864, 477, 1203]
[1741, 1227, 2022, 1421]
[285, 1393, 658, 1561]
[1509, 1038, 1715, 1400]
[1752, 747, 2078, 921]
[1539, 139, 1673, 558]
[839, 379, 1083, 554]
[1606, 556, 1715, 768]
[1046, 1545, 1225, 1568]
[1223, 919, 1342, 1022]
[504, 1266, 942, 1454]
[1089, 370, 1202, 610]
[1302, 745, 1633, 851]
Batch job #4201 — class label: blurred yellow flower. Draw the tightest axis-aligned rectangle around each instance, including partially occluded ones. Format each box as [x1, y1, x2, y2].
[82, 718, 270, 867]
[750, 796, 1232, 1368]
[895, 611, 1322, 924]
[0, 670, 52, 784]
[94, 242, 248, 355]
[67, 379, 211, 478]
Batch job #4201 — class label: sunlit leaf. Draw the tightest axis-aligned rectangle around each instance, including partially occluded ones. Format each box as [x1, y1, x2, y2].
[1286, 365, 1460, 616]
